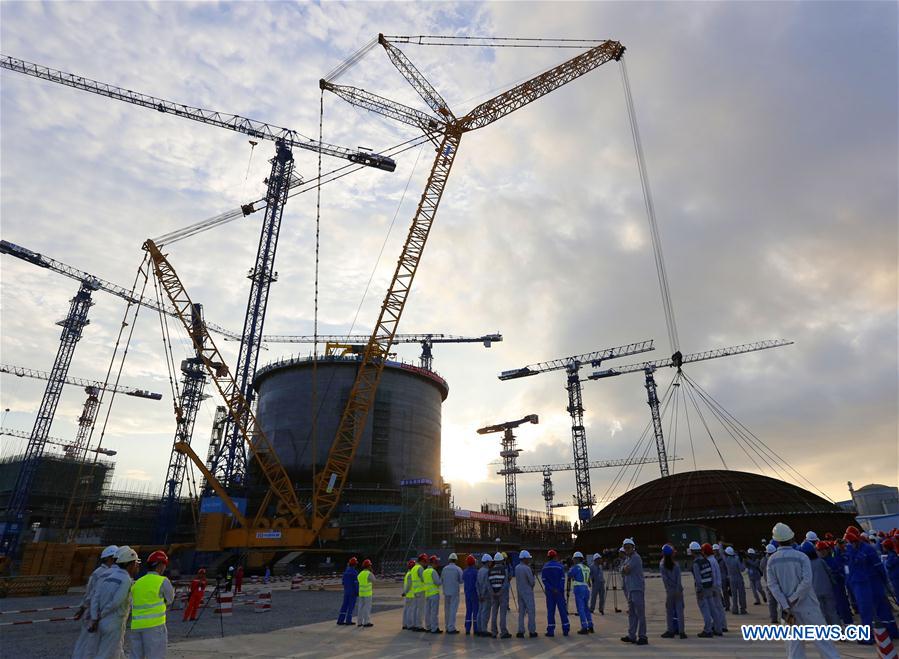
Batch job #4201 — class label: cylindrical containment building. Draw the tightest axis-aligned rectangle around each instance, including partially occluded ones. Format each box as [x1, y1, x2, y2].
[254, 355, 449, 487]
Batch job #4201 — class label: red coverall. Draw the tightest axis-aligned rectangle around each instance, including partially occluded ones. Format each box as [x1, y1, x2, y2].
[183, 576, 207, 621]
[235, 567, 244, 594]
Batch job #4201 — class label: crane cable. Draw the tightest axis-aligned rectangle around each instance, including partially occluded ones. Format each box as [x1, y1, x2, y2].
[311, 89, 324, 520]
[619, 58, 680, 355]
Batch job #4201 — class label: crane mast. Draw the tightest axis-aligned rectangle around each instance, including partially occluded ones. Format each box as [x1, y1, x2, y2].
[477, 414, 539, 525]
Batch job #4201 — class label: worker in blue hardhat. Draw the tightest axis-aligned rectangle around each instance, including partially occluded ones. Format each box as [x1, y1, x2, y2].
[568, 551, 593, 635]
[72, 545, 118, 659]
[660, 544, 686, 639]
[540, 549, 569, 637]
[767, 523, 840, 658]
[514, 550, 537, 638]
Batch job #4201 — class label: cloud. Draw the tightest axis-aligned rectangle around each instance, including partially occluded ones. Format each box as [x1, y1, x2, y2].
[1, 2, 896, 520]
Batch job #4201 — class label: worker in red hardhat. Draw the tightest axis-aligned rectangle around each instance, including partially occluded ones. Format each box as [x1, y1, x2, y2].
[441, 553, 463, 634]
[129, 549, 175, 659]
[463, 555, 479, 635]
[423, 555, 443, 633]
[882, 538, 899, 610]
[356, 559, 375, 627]
[845, 527, 899, 641]
[767, 523, 840, 658]
[410, 553, 429, 631]
[540, 549, 570, 637]
[700, 543, 728, 634]
[89, 546, 140, 658]
[337, 557, 359, 626]
[73, 545, 118, 658]
[401, 559, 417, 630]
[182, 567, 207, 622]
[690, 540, 717, 637]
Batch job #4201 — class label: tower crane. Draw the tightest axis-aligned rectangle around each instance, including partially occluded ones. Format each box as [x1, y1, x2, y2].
[498, 341, 654, 522]
[489, 455, 683, 517]
[313, 34, 626, 541]
[0, 428, 117, 458]
[588, 339, 794, 477]
[477, 414, 539, 526]
[1, 54, 396, 496]
[0, 364, 161, 553]
[254, 332, 502, 371]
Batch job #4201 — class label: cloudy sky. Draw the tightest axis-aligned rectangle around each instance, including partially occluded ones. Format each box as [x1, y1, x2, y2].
[1, 2, 896, 521]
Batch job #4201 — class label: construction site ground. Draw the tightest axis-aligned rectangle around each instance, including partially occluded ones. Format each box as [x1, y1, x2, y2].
[1, 576, 877, 658]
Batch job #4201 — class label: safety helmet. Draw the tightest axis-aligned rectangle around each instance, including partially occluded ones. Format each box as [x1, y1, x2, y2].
[448, 553, 458, 561]
[519, 550, 532, 560]
[229, 566, 234, 571]
[482, 554, 493, 563]
[845, 525, 860, 536]
[882, 538, 895, 552]
[592, 552, 601, 561]
[418, 553, 428, 561]
[465, 555, 476, 566]
[765, 544, 776, 554]
[747, 548, 756, 555]
[573, 551, 584, 559]
[115, 545, 139, 565]
[771, 522, 794, 543]
[362, 559, 372, 568]
[429, 555, 439, 563]
[661, 544, 674, 556]
[712, 543, 720, 551]
[349, 557, 359, 566]
[799, 541, 816, 557]
[805, 531, 819, 542]
[100, 545, 119, 560]
[815, 541, 830, 552]
[700, 543, 713, 556]
[407, 559, 415, 568]
[844, 528, 860, 543]
[622, 538, 635, 547]
[198, 568, 207, 575]
[147, 550, 169, 566]
[724, 546, 735, 556]
[547, 549, 557, 559]
[688, 541, 701, 552]
[493, 552, 503, 562]
[824, 532, 835, 540]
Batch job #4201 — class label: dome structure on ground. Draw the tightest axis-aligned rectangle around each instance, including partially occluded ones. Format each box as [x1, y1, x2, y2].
[577, 469, 857, 552]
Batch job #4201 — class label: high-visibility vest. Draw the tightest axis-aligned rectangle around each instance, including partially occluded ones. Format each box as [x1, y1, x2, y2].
[358, 570, 372, 597]
[130, 573, 167, 630]
[423, 567, 439, 597]
[403, 570, 415, 599]
[411, 564, 426, 594]
[579, 564, 591, 586]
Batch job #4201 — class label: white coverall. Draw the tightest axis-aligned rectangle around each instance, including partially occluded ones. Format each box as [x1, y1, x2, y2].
[90, 565, 134, 659]
[73, 563, 109, 659]
[514, 562, 537, 635]
[128, 576, 175, 659]
[440, 562, 463, 633]
[766, 547, 840, 659]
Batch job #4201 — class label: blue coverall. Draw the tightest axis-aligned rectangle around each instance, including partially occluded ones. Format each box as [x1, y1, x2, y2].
[541, 560, 570, 636]
[568, 563, 593, 632]
[846, 541, 899, 641]
[823, 551, 854, 624]
[884, 549, 899, 607]
[463, 565, 479, 634]
[337, 565, 359, 625]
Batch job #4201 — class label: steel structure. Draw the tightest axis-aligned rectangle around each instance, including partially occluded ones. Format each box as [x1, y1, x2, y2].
[0, 427, 116, 457]
[0, 364, 163, 400]
[498, 341, 654, 521]
[70, 386, 101, 461]
[255, 332, 502, 370]
[1, 55, 396, 496]
[155, 304, 208, 544]
[477, 414, 539, 525]
[312, 34, 625, 540]
[589, 339, 794, 478]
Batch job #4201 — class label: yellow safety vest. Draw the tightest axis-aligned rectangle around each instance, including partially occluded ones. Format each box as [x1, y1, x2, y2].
[403, 570, 415, 599]
[423, 566, 439, 597]
[580, 564, 591, 585]
[411, 564, 426, 594]
[130, 573, 167, 630]
[358, 570, 372, 597]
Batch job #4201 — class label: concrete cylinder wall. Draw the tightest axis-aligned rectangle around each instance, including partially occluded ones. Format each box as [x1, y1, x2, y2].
[254, 357, 448, 487]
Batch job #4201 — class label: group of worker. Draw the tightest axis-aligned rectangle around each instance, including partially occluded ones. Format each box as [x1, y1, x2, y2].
[72, 545, 175, 659]
[335, 557, 376, 627]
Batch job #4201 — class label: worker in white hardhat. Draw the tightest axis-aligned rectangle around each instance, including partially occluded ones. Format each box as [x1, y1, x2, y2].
[514, 550, 537, 638]
[589, 552, 605, 615]
[723, 546, 747, 615]
[691, 542, 717, 637]
[72, 545, 118, 658]
[487, 552, 511, 638]
[568, 551, 593, 635]
[89, 545, 140, 659]
[766, 523, 840, 659]
[805, 531, 819, 543]
[744, 547, 766, 607]
[475, 554, 493, 637]
[712, 544, 731, 612]
[761, 544, 779, 623]
[619, 539, 647, 645]
[441, 553, 463, 634]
